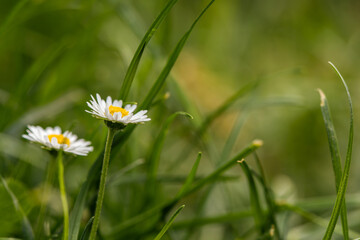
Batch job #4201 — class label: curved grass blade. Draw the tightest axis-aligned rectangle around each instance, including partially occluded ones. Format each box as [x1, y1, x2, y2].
[253, 153, 281, 239]
[323, 62, 353, 240]
[220, 112, 248, 161]
[147, 112, 193, 201]
[238, 160, 265, 235]
[139, 0, 216, 111]
[80, 217, 94, 240]
[317, 88, 349, 239]
[118, 0, 179, 101]
[0, 0, 29, 43]
[109, 140, 261, 236]
[0, 176, 34, 240]
[167, 78, 203, 127]
[175, 152, 202, 198]
[153, 205, 185, 240]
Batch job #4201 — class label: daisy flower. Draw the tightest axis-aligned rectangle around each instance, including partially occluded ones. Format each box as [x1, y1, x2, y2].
[22, 125, 93, 156]
[85, 94, 151, 126]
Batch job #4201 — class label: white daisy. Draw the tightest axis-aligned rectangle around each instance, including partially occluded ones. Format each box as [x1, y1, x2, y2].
[85, 94, 151, 125]
[22, 125, 93, 156]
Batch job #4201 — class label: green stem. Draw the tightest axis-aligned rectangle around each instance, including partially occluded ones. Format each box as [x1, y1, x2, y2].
[57, 151, 69, 240]
[89, 127, 116, 240]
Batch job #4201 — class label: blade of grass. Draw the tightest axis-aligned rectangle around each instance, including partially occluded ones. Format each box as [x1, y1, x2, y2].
[79, 217, 94, 240]
[153, 205, 185, 240]
[146, 112, 193, 202]
[175, 152, 202, 198]
[118, 0, 179, 101]
[253, 152, 281, 239]
[238, 160, 265, 235]
[0, 176, 34, 240]
[220, 112, 248, 161]
[167, 78, 203, 127]
[317, 88, 349, 239]
[109, 140, 261, 236]
[323, 62, 353, 240]
[138, 0, 216, 111]
[0, 0, 29, 45]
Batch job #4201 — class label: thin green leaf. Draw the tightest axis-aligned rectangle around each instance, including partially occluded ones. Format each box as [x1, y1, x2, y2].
[253, 153, 281, 239]
[175, 152, 202, 198]
[0, 0, 29, 40]
[147, 112, 193, 200]
[118, 0, 179, 101]
[238, 160, 265, 234]
[139, 0, 216, 111]
[220, 112, 248, 161]
[323, 62, 353, 240]
[317, 88, 348, 239]
[167, 78, 203, 128]
[0, 176, 34, 240]
[69, 181, 90, 240]
[80, 217, 94, 240]
[153, 205, 185, 240]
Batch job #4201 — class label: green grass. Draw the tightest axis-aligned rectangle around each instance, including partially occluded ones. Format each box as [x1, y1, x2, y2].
[0, 0, 359, 239]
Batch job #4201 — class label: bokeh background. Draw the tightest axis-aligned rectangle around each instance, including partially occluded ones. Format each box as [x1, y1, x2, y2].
[1, 0, 360, 239]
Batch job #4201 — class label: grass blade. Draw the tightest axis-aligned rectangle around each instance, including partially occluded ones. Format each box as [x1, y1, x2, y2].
[0, 176, 34, 240]
[253, 153, 281, 239]
[0, 0, 29, 44]
[146, 112, 193, 202]
[118, 0, 179, 101]
[323, 62, 353, 240]
[238, 160, 265, 235]
[175, 152, 202, 198]
[153, 205, 185, 240]
[80, 216, 94, 240]
[317, 88, 349, 239]
[139, 0, 216, 111]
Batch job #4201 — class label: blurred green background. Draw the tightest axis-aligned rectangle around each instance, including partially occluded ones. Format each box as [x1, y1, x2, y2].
[0, 0, 360, 239]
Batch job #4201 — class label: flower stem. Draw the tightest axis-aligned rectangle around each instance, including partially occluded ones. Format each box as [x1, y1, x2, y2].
[89, 127, 116, 240]
[57, 151, 69, 240]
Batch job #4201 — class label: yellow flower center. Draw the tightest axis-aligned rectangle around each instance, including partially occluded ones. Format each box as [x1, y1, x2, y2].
[109, 105, 129, 117]
[48, 134, 70, 146]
